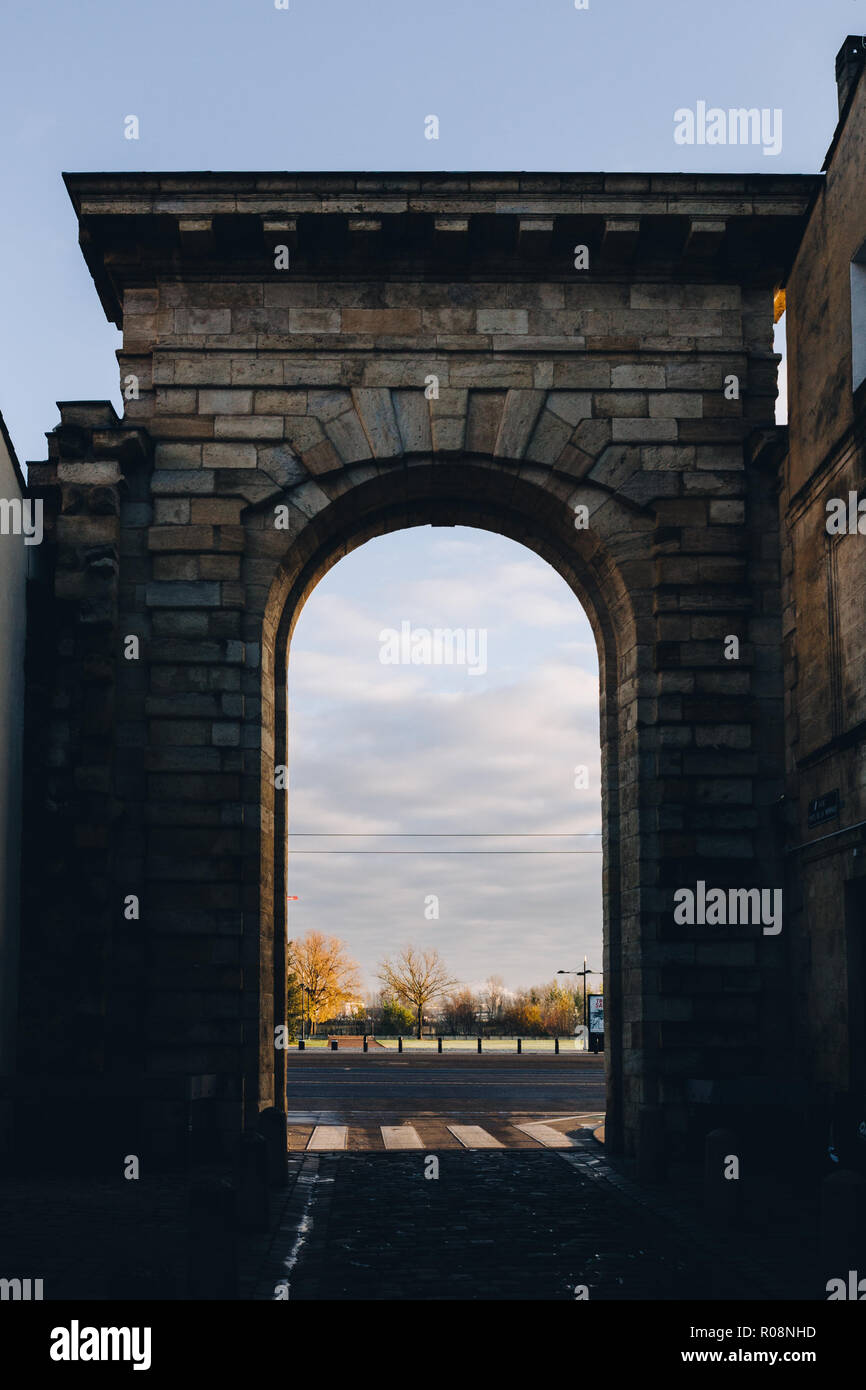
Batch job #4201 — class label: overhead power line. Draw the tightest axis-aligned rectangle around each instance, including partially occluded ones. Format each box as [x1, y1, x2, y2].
[286, 831, 603, 853]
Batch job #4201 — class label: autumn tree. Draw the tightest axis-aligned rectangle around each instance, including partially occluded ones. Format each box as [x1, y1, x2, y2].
[377, 946, 457, 1038]
[289, 931, 361, 1035]
[540, 980, 579, 1036]
[440, 987, 478, 1036]
[501, 989, 545, 1037]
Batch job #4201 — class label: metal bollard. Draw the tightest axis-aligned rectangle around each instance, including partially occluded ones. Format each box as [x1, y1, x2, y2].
[187, 1177, 237, 1299]
[398, 1036, 403, 1053]
[517, 1038, 522, 1054]
[477, 1036, 482, 1054]
[555, 1037, 560, 1054]
[298, 1038, 305, 1050]
[330, 1039, 338, 1051]
[363, 1034, 368, 1052]
[437, 1036, 443, 1054]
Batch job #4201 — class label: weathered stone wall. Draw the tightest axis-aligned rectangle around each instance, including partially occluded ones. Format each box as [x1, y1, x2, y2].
[781, 50, 866, 1104]
[0, 414, 27, 1152]
[15, 172, 816, 1166]
[15, 407, 163, 1166]
[787, 58, 866, 496]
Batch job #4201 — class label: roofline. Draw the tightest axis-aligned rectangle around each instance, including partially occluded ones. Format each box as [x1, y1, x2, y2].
[822, 53, 866, 170]
[62, 168, 824, 329]
[0, 409, 27, 495]
[62, 168, 822, 202]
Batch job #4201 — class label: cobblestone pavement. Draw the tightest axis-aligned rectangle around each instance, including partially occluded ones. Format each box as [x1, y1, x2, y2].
[246, 1132, 819, 1302]
[0, 1136, 819, 1302]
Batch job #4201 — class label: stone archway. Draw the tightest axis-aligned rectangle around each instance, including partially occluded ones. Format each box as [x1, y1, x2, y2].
[15, 171, 816, 1168]
[257, 459, 652, 1158]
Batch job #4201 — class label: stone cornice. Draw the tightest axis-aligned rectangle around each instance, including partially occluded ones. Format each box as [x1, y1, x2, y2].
[64, 171, 821, 327]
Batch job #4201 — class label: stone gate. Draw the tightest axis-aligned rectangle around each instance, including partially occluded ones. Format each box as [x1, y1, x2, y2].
[15, 171, 818, 1167]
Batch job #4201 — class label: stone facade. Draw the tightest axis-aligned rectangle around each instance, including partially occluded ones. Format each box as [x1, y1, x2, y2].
[11, 166, 824, 1169]
[0, 412, 27, 1159]
[778, 38, 866, 1120]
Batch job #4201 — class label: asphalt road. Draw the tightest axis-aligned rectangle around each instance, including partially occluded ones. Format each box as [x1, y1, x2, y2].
[284, 1052, 606, 1147]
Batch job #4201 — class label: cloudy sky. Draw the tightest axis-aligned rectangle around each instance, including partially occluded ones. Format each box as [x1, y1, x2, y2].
[288, 527, 602, 993]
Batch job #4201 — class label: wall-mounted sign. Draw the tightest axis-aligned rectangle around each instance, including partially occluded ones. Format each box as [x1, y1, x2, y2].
[588, 995, 604, 1034]
[808, 790, 841, 828]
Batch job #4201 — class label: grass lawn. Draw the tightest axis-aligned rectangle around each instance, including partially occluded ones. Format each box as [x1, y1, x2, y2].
[372, 1037, 586, 1051]
[295, 1036, 593, 1052]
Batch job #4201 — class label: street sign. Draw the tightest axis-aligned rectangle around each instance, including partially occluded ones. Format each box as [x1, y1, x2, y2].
[808, 790, 840, 828]
[588, 994, 604, 1034]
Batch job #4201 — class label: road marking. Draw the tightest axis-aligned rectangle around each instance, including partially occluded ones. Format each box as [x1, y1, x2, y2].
[447, 1124, 504, 1149]
[380, 1125, 423, 1150]
[513, 1122, 578, 1149]
[538, 1112, 604, 1123]
[307, 1125, 347, 1150]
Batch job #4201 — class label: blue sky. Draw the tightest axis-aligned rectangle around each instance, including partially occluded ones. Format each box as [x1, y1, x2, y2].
[0, 0, 851, 463]
[0, 0, 854, 990]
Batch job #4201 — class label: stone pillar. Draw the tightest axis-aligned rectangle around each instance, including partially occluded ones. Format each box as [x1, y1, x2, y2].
[18, 404, 151, 1163]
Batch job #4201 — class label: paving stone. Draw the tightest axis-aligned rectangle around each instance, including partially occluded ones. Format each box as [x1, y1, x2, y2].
[249, 1141, 816, 1302]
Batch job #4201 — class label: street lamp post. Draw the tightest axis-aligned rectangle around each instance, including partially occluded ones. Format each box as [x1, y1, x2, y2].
[299, 983, 312, 1041]
[287, 895, 299, 1037]
[557, 956, 601, 1039]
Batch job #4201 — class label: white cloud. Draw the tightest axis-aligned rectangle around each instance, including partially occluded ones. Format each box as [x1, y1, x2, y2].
[287, 527, 603, 993]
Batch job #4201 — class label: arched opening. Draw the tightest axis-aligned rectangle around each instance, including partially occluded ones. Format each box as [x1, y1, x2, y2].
[284, 524, 602, 1061]
[253, 460, 654, 1155]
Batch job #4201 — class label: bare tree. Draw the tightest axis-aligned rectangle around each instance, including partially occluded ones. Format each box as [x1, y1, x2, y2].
[481, 975, 506, 1025]
[289, 931, 361, 1035]
[377, 946, 457, 1038]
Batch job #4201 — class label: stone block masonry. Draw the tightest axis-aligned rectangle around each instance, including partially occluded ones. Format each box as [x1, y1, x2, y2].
[12, 171, 818, 1170]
